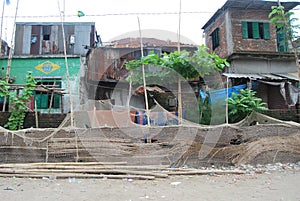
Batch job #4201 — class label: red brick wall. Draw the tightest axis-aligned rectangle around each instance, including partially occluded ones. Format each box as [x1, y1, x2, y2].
[204, 8, 278, 58]
[204, 14, 228, 58]
[230, 8, 277, 53]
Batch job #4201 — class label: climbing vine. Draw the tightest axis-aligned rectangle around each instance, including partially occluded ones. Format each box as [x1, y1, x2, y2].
[0, 72, 36, 130]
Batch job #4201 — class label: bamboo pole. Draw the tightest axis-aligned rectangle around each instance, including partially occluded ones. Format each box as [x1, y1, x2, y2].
[48, 81, 56, 113]
[34, 100, 39, 128]
[137, 17, 151, 143]
[0, 0, 6, 57]
[0, 164, 164, 170]
[57, 0, 74, 127]
[167, 169, 246, 175]
[0, 161, 128, 167]
[0, 173, 156, 180]
[0, 168, 168, 178]
[2, 0, 19, 112]
[177, 0, 183, 124]
[225, 76, 229, 125]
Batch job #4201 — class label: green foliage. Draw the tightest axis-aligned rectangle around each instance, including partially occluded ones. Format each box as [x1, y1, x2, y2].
[269, 5, 300, 48]
[228, 89, 267, 123]
[185, 97, 226, 125]
[0, 72, 36, 130]
[189, 45, 230, 77]
[0, 80, 9, 97]
[161, 50, 198, 79]
[125, 46, 230, 125]
[125, 46, 230, 84]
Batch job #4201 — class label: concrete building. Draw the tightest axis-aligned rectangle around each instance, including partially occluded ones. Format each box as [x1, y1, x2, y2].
[0, 22, 99, 113]
[202, 0, 300, 109]
[79, 38, 198, 126]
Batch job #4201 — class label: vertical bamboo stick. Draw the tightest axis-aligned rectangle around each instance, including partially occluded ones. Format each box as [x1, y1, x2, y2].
[177, 0, 182, 124]
[2, 0, 20, 112]
[48, 81, 56, 113]
[225, 76, 229, 125]
[57, 0, 74, 127]
[34, 100, 39, 128]
[0, 0, 6, 57]
[137, 17, 151, 128]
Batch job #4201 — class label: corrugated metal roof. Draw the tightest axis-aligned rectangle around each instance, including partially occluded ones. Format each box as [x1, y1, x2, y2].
[275, 73, 299, 81]
[223, 73, 299, 81]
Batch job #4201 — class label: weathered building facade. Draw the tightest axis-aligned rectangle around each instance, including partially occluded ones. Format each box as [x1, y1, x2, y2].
[202, 0, 300, 109]
[14, 22, 98, 55]
[1, 22, 98, 113]
[81, 38, 198, 126]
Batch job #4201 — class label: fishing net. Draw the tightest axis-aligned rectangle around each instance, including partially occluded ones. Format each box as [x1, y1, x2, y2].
[0, 97, 300, 166]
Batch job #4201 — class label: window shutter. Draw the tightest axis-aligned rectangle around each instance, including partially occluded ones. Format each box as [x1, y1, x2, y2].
[252, 22, 259, 39]
[212, 28, 220, 50]
[263, 23, 270, 39]
[277, 30, 287, 52]
[41, 94, 48, 109]
[242, 21, 248, 38]
[216, 28, 220, 46]
[35, 94, 41, 109]
[53, 94, 60, 108]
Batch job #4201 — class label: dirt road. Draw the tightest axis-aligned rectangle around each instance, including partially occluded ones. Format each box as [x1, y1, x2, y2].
[0, 168, 299, 201]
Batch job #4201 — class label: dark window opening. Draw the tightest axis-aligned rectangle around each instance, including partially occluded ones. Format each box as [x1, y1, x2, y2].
[242, 21, 270, 40]
[247, 22, 253, 38]
[211, 28, 220, 50]
[259, 23, 265, 39]
[43, 34, 50, 40]
[35, 80, 61, 109]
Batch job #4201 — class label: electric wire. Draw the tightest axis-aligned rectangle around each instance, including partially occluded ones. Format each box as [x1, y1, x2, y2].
[0, 8, 299, 19]
[0, 11, 215, 19]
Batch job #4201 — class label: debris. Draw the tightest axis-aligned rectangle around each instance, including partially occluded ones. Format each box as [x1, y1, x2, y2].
[68, 178, 76, 183]
[3, 187, 14, 190]
[170, 181, 181, 186]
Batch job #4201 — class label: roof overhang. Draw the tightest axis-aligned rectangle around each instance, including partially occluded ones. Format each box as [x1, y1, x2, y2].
[202, 0, 300, 30]
[223, 73, 299, 81]
[226, 51, 297, 61]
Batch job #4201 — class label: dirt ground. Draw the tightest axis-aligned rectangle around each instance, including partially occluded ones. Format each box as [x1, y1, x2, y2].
[0, 168, 299, 201]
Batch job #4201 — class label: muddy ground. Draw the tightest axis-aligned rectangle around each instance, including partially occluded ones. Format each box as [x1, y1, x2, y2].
[0, 167, 299, 201]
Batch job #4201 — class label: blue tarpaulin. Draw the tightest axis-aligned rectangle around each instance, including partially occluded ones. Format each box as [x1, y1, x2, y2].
[208, 84, 247, 103]
[200, 83, 258, 103]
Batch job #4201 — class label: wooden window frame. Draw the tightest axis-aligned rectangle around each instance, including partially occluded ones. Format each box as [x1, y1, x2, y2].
[242, 21, 270, 40]
[35, 79, 62, 110]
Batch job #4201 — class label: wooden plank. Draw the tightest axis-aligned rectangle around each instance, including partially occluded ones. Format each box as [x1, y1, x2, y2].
[0, 173, 155, 180]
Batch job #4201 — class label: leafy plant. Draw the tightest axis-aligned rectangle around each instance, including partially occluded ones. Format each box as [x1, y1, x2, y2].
[125, 46, 230, 84]
[269, 3, 300, 77]
[189, 45, 230, 77]
[228, 89, 267, 123]
[269, 5, 299, 45]
[0, 72, 36, 130]
[124, 46, 230, 124]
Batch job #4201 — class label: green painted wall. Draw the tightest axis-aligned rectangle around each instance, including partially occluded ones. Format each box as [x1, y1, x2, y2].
[0, 57, 82, 113]
[0, 57, 81, 84]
